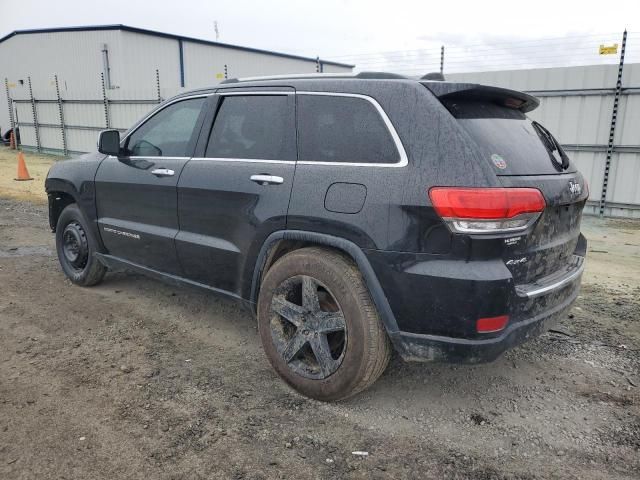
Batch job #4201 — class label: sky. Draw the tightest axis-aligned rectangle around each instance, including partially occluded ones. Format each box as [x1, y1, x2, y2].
[1, 0, 638, 73]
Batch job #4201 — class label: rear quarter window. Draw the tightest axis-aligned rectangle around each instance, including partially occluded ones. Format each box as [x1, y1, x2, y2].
[297, 95, 400, 164]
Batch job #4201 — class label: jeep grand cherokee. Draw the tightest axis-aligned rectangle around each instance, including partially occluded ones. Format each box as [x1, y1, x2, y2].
[46, 73, 588, 401]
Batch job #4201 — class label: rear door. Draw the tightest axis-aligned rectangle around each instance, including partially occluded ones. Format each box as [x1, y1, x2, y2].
[439, 94, 588, 284]
[95, 96, 208, 274]
[287, 91, 408, 250]
[176, 89, 296, 297]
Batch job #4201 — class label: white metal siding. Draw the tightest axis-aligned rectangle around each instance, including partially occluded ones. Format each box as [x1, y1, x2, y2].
[110, 31, 182, 98]
[182, 41, 350, 89]
[320, 64, 351, 74]
[447, 64, 621, 90]
[0, 30, 121, 134]
[527, 95, 613, 146]
[616, 90, 640, 145]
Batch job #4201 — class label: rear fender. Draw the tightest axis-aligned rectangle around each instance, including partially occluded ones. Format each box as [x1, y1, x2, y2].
[249, 230, 400, 335]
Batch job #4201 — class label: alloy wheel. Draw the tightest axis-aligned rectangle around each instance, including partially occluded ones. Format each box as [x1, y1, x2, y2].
[269, 275, 347, 380]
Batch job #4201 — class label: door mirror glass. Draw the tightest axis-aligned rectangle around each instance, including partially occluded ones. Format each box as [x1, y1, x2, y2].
[98, 129, 121, 156]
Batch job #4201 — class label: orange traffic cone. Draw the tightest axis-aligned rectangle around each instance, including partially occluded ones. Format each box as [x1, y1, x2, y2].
[15, 151, 33, 181]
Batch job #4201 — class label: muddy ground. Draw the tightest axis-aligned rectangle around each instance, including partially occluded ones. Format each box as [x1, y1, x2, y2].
[0, 197, 639, 480]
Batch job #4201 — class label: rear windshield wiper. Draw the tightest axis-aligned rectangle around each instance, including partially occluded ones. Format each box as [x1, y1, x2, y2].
[531, 121, 570, 170]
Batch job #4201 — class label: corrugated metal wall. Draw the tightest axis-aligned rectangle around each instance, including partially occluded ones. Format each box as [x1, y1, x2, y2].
[1, 28, 351, 154]
[448, 64, 640, 218]
[1, 30, 122, 153]
[183, 40, 332, 86]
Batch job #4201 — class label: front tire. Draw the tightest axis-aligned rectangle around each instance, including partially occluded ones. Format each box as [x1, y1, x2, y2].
[55, 204, 106, 286]
[257, 247, 391, 401]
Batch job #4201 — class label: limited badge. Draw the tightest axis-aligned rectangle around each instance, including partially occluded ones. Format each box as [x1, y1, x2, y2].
[504, 236, 521, 246]
[491, 154, 507, 169]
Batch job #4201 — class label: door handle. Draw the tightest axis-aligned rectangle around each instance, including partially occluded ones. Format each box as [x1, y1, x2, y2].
[250, 174, 284, 185]
[151, 168, 175, 177]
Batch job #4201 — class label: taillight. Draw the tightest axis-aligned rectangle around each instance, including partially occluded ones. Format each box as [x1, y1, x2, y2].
[428, 187, 545, 234]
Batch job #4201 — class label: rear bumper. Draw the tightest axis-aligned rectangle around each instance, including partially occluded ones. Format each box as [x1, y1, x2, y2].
[389, 275, 580, 362]
[365, 239, 586, 363]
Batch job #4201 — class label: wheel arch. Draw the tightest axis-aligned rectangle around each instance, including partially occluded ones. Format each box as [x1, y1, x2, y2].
[46, 179, 106, 254]
[47, 190, 76, 231]
[249, 230, 400, 335]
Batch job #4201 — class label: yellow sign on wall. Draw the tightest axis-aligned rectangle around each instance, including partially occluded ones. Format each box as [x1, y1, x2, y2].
[599, 44, 618, 55]
[215, 73, 225, 80]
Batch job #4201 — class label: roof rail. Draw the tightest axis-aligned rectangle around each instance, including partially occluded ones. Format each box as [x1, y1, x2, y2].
[221, 71, 408, 84]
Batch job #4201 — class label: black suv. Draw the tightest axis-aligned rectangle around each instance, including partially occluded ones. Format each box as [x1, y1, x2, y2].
[46, 73, 588, 401]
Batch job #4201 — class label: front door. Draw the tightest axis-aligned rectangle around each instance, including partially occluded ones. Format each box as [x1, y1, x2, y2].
[176, 90, 296, 297]
[95, 96, 208, 274]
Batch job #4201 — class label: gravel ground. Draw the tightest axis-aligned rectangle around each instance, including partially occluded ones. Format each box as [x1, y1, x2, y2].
[0, 197, 638, 479]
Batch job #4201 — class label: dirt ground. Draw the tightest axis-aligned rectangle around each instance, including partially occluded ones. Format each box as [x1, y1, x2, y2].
[0, 148, 59, 204]
[1, 177, 639, 478]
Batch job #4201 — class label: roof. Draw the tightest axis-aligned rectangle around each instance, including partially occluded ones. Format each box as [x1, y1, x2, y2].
[0, 24, 354, 68]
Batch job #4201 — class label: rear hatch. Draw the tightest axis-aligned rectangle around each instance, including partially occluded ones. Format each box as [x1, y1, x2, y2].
[424, 82, 588, 285]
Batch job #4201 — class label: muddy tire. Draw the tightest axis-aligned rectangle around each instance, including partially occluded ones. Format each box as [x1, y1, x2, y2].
[55, 204, 107, 287]
[257, 247, 391, 401]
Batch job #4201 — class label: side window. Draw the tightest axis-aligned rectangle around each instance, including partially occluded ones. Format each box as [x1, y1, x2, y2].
[205, 95, 295, 161]
[125, 97, 205, 157]
[297, 95, 400, 164]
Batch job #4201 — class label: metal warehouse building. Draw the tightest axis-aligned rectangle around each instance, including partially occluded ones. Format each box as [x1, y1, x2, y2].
[0, 24, 353, 152]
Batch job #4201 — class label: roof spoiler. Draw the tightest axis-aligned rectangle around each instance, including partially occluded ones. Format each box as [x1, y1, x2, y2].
[421, 82, 539, 113]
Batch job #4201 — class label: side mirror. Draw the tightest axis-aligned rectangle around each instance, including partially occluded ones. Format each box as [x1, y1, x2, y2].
[97, 129, 121, 156]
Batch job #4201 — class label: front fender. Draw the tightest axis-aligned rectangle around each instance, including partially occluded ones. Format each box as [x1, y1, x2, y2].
[45, 152, 107, 249]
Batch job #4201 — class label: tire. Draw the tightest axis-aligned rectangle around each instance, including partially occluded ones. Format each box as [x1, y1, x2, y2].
[257, 247, 391, 401]
[55, 203, 107, 286]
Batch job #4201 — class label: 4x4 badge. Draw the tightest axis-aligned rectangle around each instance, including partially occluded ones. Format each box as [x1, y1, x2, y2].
[491, 154, 507, 169]
[568, 180, 582, 197]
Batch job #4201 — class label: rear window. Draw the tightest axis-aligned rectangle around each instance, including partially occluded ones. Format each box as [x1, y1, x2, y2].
[297, 95, 399, 164]
[443, 99, 575, 176]
[206, 95, 296, 161]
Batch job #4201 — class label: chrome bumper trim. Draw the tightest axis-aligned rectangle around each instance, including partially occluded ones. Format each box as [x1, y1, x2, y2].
[516, 256, 585, 298]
